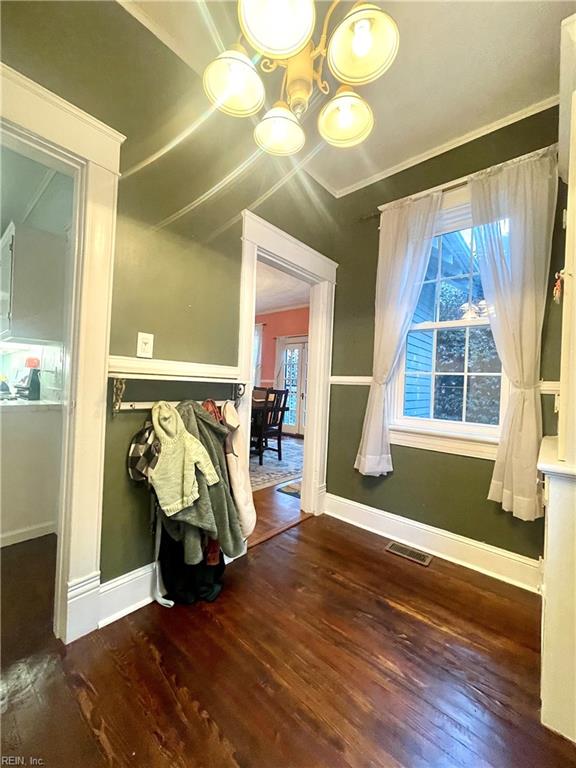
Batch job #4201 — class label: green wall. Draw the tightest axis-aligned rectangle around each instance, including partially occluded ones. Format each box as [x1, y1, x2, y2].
[321, 111, 565, 561]
[1, 2, 565, 576]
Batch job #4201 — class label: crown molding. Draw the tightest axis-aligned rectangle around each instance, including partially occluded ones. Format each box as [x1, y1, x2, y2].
[306, 95, 560, 199]
[116, 1, 204, 75]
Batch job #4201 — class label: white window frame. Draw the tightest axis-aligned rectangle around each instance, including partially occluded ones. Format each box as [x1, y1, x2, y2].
[389, 185, 509, 461]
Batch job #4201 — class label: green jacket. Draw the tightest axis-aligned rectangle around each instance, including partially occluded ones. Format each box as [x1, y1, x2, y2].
[162, 401, 244, 564]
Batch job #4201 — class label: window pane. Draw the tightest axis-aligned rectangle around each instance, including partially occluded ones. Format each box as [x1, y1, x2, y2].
[425, 236, 440, 281]
[434, 375, 464, 421]
[406, 330, 433, 372]
[438, 278, 470, 321]
[466, 375, 501, 425]
[441, 229, 472, 277]
[436, 329, 465, 372]
[468, 327, 501, 373]
[413, 282, 436, 323]
[404, 375, 432, 417]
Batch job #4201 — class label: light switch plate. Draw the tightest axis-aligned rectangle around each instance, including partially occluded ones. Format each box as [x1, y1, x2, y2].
[137, 332, 154, 359]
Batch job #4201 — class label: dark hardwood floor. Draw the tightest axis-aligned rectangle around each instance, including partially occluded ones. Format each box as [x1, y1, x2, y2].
[2, 519, 576, 767]
[249, 482, 310, 547]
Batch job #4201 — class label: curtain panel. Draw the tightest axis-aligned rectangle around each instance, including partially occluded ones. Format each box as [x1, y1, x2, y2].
[469, 145, 558, 521]
[355, 192, 442, 476]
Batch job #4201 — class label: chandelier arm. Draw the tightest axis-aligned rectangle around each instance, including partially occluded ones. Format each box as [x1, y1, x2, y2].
[311, 0, 341, 58]
[313, 61, 330, 96]
[260, 58, 289, 74]
[280, 69, 288, 102]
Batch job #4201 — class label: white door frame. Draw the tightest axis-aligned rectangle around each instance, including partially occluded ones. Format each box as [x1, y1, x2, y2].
[1, 64, 124, 643]
[238, 211, 337, 515]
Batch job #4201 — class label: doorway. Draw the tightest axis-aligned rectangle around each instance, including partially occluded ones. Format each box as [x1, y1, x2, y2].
[248, 263, 310, 545]
[1, 65, 123, 644]
[237, 211, 337, 547]
[0, 140, 76, 663]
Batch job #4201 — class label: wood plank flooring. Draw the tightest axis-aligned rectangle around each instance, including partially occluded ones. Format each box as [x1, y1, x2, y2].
[249, 482, 309, 547]
[2, 519, 576, 767]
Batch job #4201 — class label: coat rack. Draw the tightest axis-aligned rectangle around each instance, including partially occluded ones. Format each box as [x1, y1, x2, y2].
[109, 377, 245, 415]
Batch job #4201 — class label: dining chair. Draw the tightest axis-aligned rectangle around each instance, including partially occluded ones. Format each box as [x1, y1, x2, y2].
[250, 388, 288, 465]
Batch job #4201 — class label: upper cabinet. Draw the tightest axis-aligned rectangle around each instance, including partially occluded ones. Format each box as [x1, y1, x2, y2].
[0, 222, 67, 344]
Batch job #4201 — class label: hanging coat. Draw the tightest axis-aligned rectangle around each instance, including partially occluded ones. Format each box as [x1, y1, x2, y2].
[174, 400, 245, 560]
[221, 401, 257, 537]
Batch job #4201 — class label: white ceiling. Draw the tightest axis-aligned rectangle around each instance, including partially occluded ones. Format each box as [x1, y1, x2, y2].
[120, 1, 575, 198]
[255, 261, 310, 314]
[307, 2, 575, 196]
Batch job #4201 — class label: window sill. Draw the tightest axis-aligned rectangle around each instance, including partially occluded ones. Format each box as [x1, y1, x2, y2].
[389, 425, 498, 460]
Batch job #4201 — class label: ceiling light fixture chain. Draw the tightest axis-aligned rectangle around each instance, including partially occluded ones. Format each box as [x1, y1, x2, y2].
[203, 0, 399, 155]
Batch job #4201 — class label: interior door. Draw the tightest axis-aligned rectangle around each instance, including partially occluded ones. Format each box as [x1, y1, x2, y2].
[277, 339, 308, 436]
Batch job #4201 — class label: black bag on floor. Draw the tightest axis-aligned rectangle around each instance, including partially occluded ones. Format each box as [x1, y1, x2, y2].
[159, 526, 226, 605]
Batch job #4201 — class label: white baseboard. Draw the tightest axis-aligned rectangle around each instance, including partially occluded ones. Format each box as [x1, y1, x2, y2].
[65, 571, 101, 643]
[0, 521, 56, 548]
[98, 562, 155, 629]
[64, 563, 155, 643]
[324, 493, 542, 593]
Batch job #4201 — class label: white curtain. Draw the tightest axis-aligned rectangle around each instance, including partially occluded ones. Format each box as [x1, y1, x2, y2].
[355, 192, 442, 476]
[252, 323, 263, 386]
[470, 146, 558, 521]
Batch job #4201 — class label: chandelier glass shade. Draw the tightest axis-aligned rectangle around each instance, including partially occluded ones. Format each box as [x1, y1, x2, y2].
[203, 46, 265, 117]
[238, 0, 316, 59]
[317, 87, 374, 147]
[203, 1, 399, 156]
[253, 102, 306, 156]
[327, 3, 399, 85]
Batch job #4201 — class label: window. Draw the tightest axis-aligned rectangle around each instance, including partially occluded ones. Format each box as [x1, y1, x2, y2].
[391, 200, 508, 457]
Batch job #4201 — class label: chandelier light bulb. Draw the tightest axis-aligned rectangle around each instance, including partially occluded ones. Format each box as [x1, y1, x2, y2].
[317, 87, 374, 148]
[352, 19, 373, 58]
[327, 3, 399, 85]
[337, 101, 354, 130]
[254, 102, 305, 156]
[203, 46, 265, 117]
[227, 61, 248, 96]
[238, 0, 315, 59]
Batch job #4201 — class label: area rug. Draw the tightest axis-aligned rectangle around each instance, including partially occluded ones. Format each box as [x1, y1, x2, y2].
[277, 481, 301, 499]
[249, 436, 304, 492]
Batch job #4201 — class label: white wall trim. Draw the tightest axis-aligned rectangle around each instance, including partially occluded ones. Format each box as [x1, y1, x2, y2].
[330, 375, 373, 385]
[0, 64, 124, 173]
[98, 563, 155, 629]
[324, 493, 542, 593]
[1, 66, 124, 644]
[307, 95, 559, 199]
[117, 0, 203, 75]
[242, 210, 337, 285]
[66, 563, 156, 639]
[65, 571, 101, 643]
[238, 210, 336, 516]
[388, 427, 498, 461]
[540, 380, 561, 395]
[108, 354, 240, 382]
[331, 377, 559, 460]
[0, 522, 57, 548]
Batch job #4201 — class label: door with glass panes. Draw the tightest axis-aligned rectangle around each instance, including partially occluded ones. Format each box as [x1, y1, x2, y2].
[276, 337, 308, 436]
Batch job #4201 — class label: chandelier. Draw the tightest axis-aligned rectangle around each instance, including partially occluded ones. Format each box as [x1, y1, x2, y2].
[203, 1, 399, 156]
